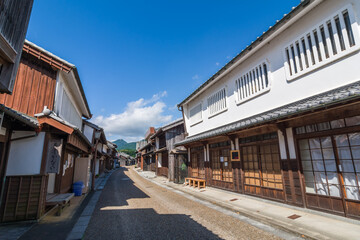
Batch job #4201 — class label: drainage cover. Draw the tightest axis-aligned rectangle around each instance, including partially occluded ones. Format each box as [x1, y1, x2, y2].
[287, 214, 301, 220]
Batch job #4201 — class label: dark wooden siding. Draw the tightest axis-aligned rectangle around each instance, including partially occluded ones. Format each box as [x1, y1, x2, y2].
[158, 152, 168, 177]
[0, 175, 47, 222]
[165, 124, 185, 180]
[0, 52, 57, 116]
[282, 157, 304, 206]
[0, 0, 33, 93]
[59, 150, 75, 194]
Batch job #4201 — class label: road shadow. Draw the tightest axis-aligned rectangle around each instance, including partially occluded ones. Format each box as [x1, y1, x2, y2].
[85, 208, 223, 240]
[18, 190, 95, 240]
[101, 167, 150, 207]
[86, 168, 222, 239]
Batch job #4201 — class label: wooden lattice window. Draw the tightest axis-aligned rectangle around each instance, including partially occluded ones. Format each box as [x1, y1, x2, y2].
[242, 142, 282, 189]
[191, 152, 199, 178]
[243, 145, 260, 186]
[222, 149, 233, 182]
[210, 144, 233, 182]
[260, 143, 283, 189]
[191, 147, 205, 179]
[211, 150, 221, 181]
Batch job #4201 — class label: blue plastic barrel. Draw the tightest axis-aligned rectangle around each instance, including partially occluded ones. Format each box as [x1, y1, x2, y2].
[73, 181, 84, 196]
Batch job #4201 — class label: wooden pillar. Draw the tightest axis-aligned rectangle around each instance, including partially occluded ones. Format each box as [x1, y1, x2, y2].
[278, 125, 304, 206]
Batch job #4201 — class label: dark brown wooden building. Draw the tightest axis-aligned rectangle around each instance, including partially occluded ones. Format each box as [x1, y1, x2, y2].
[151, 119, 187, 181]
[0, 41, 92, 222]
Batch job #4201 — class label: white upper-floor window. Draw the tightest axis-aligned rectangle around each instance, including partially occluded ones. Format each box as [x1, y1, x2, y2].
[189, 103, 202, 126]
[235, 61, 270, 104]
[284, 4, 360, 81]
[207, 87, 227, 117]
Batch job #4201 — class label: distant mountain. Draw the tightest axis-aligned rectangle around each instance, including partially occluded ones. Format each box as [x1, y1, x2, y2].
[112, 139, 136, 151]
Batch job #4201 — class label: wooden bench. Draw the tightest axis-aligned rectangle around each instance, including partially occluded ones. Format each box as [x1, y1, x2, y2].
[46, 193, 74, 216]
[184, 177, 206, 189]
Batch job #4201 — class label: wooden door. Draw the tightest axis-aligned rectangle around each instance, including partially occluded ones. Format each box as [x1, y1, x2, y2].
[241, 141, 284, 201]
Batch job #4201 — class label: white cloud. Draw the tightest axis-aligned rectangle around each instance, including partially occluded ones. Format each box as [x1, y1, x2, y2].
[215, 62, 220, 66]
[94, 91, 172, 142]
[168, 104, 178, 111]
[192, 74, 199, 80]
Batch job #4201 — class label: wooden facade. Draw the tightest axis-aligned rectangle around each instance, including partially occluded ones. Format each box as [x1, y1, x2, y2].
[183, 101, 360, 219]
[0, 41, 93, 223]
[157, 151, 168, 177]
[152, 121, 186, 181]
[0, 52, 57, 116]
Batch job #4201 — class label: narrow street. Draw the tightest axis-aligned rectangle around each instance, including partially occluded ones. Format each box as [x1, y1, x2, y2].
[84, 168, 282, 240]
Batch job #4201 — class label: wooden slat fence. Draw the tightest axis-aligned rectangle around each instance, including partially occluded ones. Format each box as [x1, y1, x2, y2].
[0, 175, 47, 222]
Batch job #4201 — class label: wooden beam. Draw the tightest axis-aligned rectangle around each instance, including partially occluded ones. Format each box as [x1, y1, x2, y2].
[22, 43, 72, 73]
[234, 124, 278, 138]
[38, 117, 74, 135]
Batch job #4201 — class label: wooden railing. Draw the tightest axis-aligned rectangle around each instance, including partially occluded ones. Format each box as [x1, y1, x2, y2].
[0, 175, 47, 222]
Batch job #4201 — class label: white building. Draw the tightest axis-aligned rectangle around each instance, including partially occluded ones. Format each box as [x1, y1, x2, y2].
[176, 0, 360, 219]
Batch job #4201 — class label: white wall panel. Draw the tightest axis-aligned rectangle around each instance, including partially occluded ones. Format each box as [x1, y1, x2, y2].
[6, 132, 45, 176]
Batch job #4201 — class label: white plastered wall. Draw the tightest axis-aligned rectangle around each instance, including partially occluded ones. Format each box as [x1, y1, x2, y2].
[54, 71, 83, 129]
[6, 132, 45, 176]
[83, 124, 94, 143]
[184, 0, 360, 138]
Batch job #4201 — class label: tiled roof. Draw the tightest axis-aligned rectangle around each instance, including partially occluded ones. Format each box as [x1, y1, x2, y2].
[0, 104, 39, 128]
[175, 81, 360, 146]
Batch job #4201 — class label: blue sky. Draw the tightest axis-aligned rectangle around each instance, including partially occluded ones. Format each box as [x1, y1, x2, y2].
[27, 0, 299, 142]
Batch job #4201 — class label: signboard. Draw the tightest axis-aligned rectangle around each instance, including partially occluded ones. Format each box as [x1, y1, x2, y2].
[230, 150, 240, 161]
[45, 139, 63, 173]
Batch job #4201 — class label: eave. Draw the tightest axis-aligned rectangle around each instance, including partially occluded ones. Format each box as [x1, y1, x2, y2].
[37, 116, 74, 135]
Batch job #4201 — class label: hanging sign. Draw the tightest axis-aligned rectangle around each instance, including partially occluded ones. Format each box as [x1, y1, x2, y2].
[230, 150, 240, 161]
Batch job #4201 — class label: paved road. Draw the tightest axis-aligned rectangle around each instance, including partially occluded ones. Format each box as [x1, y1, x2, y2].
[84, 167, 281, 240]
